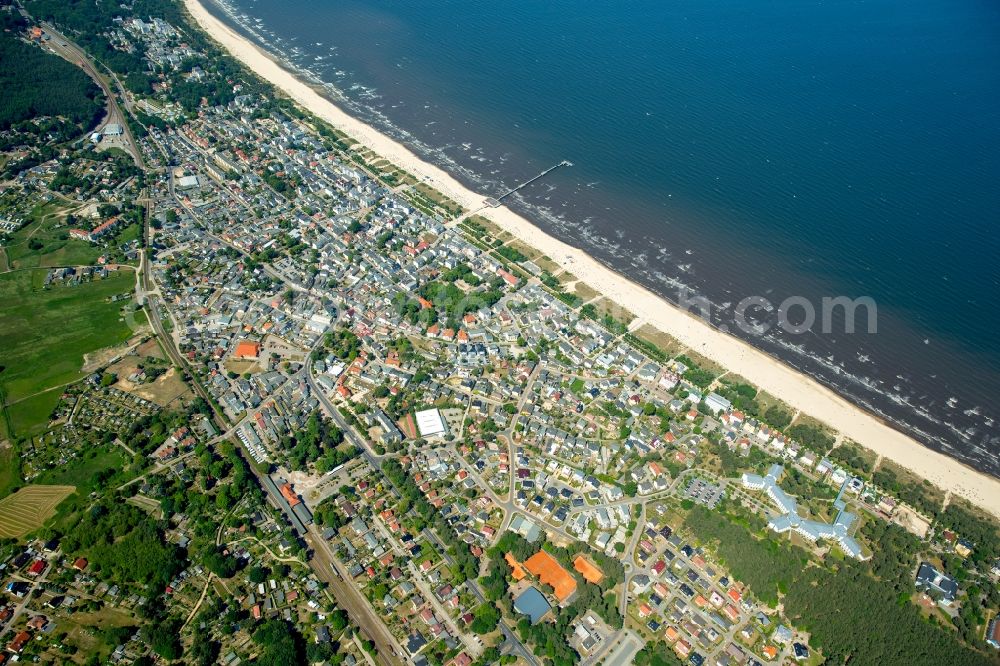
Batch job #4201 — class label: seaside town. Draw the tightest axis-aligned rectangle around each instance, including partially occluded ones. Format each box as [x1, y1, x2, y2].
[1, 1, 1000, 665]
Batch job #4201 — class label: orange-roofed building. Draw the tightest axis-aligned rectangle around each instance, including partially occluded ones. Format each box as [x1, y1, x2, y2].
[7, 631, 30, 653]
[89, 216, 120, 239]
[234, 340, 262, 359]
[727, 587, 742, 604]
[665, 626, 680, 643]
[573, 555, 604, 584]
[497, 269, 519, 286]
[762, 645, 778, 660]
[280, 483, 300, 507]
[419, 297, 434, 310]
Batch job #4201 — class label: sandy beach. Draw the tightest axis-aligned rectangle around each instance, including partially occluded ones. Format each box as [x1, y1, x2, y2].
[184, 0, 1000, 518]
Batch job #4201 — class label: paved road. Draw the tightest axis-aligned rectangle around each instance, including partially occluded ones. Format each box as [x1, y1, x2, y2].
[121, 131, 403, 666]
[0, 567, 50, 637]
[600, 629, 644, 666]
[306, 367, 539, 663]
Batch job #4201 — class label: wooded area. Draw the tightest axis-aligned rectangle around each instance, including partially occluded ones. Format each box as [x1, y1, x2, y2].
[60, 501, 183, 594]
[685, 506, 995, 666]
[0, 11, 103, 131]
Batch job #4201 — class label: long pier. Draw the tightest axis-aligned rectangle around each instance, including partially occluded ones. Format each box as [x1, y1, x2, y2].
[485, 160, 572, 207]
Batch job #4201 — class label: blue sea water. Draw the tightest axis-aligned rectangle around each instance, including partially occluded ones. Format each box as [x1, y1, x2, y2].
[205, 0, 1000, 474]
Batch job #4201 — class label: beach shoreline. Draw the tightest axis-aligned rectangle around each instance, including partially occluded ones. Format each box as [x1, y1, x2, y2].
[184, 0, 1000, 519]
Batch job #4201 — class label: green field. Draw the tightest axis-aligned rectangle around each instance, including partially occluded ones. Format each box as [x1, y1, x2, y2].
[0, 445, 21, 499]
[6, 390, 64, 441]
[1, 201, 103, 270]
[116, 222, 142, 245]
[34, 445, 126, 492]
[0, 269, 136, 437]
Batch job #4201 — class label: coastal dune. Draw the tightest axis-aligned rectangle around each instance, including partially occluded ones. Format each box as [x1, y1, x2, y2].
[184, 0, 1000, 519]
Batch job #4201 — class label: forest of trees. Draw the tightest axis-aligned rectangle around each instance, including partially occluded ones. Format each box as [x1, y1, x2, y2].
[786, 422, 836, 451]
[0, 11, 103, 132]
[634, 644, 686, 666]
[826, 441, 875, 475]
[417, 276, 505, 330]
[278, 410, 354, 472]
[25, 0, 265, 110]
[939, 502, 1000, 567]
[323, 328, 362, 362]
[714, 381, 760, 417]
[60, 501, 183, 594]
[25, 0, 150, 82]
[685, 506, 995, 666]
[251, 619, 306, 666]
[674, 355, 718, 389]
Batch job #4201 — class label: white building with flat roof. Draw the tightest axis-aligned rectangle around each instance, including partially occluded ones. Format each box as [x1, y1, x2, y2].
[704, 392, 732, 415]
[415, 408, 448, 438]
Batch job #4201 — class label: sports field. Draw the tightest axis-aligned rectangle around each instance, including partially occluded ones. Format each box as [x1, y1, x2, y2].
[524, 550, 578, 602]
[0, 485, 75, 538]
[573, 555, 604, 584]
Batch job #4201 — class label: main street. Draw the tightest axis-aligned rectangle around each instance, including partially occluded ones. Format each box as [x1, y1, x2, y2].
[117, 116, 407, 666]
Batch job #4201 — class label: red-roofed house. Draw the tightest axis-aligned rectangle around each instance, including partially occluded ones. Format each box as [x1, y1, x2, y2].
[7, 631, 30, 653]
[233, 340, 262, 359]
[280, 483, 301, 507]
[497, 268, 519, 286]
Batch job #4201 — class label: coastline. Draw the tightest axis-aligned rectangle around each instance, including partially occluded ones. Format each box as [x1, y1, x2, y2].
[183, 0, 1000, 519]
